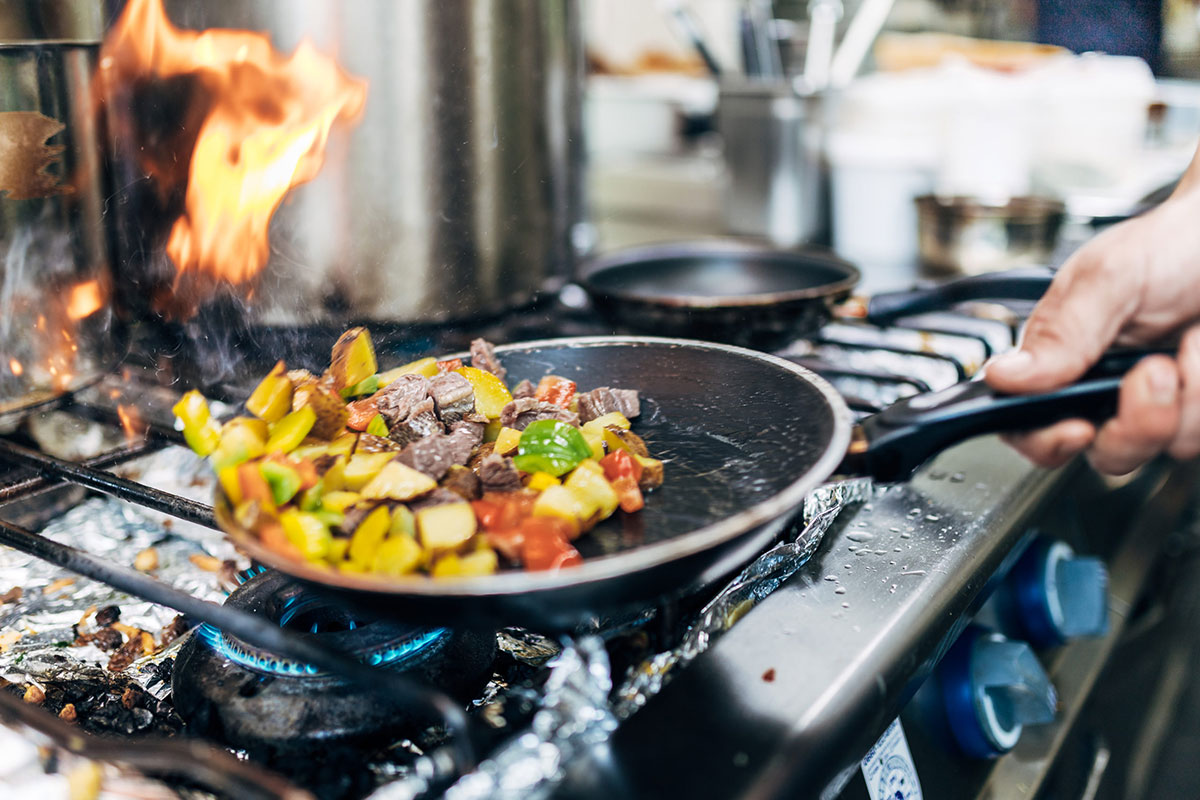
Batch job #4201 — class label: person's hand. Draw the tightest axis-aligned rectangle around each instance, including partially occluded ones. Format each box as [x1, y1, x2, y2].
[985, 183, 1200, 474]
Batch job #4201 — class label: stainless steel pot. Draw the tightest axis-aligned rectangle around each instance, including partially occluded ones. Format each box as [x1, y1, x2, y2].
[0, 0, 124, 419]
[915, 194, 1066, 276]
[105, 0, 585, 327]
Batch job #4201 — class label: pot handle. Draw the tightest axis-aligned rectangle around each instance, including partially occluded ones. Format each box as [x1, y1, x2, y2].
[866, 269, 1055, 325]
[851, 348, 1169, 482]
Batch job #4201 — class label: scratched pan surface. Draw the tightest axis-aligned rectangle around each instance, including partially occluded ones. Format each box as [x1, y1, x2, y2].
[217, 337, 853, 630]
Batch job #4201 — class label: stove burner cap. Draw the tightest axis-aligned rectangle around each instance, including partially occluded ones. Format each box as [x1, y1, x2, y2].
[172, 569, 495, 755]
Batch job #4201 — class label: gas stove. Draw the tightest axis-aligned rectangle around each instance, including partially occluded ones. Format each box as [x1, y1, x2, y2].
[0, 294, 1194, 800]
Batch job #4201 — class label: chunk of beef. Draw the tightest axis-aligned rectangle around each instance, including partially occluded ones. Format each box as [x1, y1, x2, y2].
[375, 374, 433, 430]
[355, 433, 400, 453]
[409, 488, 464, 512]
[442, 465, 482, 501]
[498, 397, 579, 430]
[469, 338, 507, 381]
[576, 387, 640, 423]
[429, 372, 475, 426]
[395, 414, 484, 480]
[510, 379, 535, 399]
[478, 453, 523, 493]
[388, 397, 443, 448]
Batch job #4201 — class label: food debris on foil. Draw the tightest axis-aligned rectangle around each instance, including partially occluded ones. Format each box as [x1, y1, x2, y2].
[0, 447, 247, 695]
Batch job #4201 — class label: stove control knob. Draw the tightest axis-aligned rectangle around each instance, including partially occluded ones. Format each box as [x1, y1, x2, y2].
[936, 626, 1057, 759]
[1000, 538, 1108, 649]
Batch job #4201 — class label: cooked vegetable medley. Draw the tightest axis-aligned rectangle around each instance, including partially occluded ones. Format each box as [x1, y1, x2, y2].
[175, 329, 663, 577]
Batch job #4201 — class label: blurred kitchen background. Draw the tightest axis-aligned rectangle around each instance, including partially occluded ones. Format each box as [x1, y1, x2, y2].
[581, 0, 1200, 293]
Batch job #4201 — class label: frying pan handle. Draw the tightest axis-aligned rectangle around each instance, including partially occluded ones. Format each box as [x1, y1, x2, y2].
[866, 269, 1055, 325]
[854, 348, 1170, 482]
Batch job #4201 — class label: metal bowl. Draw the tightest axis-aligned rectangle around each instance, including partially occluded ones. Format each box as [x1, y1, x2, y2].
[915, 195, 1066, 276]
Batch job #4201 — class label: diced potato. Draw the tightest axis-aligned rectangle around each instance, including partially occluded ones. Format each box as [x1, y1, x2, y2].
[290, 443, 329, 462]
[326, 432, 358, 457]
[580, 412, 631, 438]
[329, 327, 377, 390]
[456, 367, 513, 419]
[603, 426, 650, 457]
[416, 502, 478, 550]
[292, 380, 349, 439]
[279, 509, 332, 561]
[348, 505, 391, 566]
[361, 461, 437, 501]
[532, 484, 590, 525]
[341, 452, 395, 491]
[564, 460, 619, 519]
[320, 490, 362, 513]
[266, 406, 316, 453]
[245, 362, 293, 423]
[526, 471, 560, 492]
[494, 426, 522, 456]
[371, 534, 423, 576]
[581, 431, 605, 461]
[378, 356, 438, 386]
[320, 455, 347, 491]
[634, 455, 664, 490]
[431, 548, 498, 578]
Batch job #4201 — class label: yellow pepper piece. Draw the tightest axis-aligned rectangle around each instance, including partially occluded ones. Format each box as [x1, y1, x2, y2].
[581, 431, 605, 460]
[390, 505, 416, 537]
[210, 421, 266, 471]
[483, 419, 502, 443]
[173, 390, 222, 457]
[321, 455, 347, 492]
[526, 471, 560, 492]
[245, 362, 293, 423]
[431, 548, 498, 578]
[348, 505, 391, 567]
[279, 509, 332, 561]
[265, 406, 316, 454]
[327, 538, 350, 564]
[320, 490, 362, 513]
[378, 357, 438, 385]
[494, 426, 522, 456]
[329, 327, 378, 390]
[217, 465, 243, 505]
[581, 412, 631, 438]
[326, 432, 358, 458]
[371, 534, 423, 576]
[532, 484, 589, 524]
[455, 366, 513, 419]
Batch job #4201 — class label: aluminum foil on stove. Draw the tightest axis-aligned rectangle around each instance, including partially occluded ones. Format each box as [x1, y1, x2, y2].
[0, 447, 246, 692]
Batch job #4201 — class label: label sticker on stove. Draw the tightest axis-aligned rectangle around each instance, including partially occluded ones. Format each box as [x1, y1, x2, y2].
[860, 718, 923, 800]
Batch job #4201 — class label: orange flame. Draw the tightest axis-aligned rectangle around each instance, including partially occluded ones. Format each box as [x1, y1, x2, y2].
[8, 359, 22, 377]
[117, 404, 148, 442]
[66, 280, 104, 321]
[98, 0, 367, 288]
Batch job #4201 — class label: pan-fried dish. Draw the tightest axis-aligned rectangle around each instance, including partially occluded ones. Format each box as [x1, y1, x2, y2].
[173, 329, 664, 578]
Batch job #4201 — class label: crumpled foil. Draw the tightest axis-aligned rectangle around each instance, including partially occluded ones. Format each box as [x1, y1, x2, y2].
[612, 477, 874, 718]
[0, 446, 246, 691]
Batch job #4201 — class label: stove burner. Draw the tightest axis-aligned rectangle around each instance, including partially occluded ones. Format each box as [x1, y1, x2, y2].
[172, 569, 495, 756]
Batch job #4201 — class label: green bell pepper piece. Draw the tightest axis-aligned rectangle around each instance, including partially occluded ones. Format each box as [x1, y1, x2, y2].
[512, 419, 593, 477]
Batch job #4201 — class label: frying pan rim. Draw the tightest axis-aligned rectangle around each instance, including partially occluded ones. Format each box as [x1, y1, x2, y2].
[579, 240, 861, 310]
[217, 336, 854, 598]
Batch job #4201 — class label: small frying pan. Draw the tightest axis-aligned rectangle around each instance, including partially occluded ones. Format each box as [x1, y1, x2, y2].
[216, 336, 1145, 631]
[581, 241, 1056, 347]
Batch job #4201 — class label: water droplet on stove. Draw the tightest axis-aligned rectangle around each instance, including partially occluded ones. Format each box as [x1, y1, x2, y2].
[900, 532, 912, 539]
[975, 482, 988, 490]
[901, 570, 926, 577]
[848, 545, 860, 552]
[824, 574, 837, 582]
[847, 531, 874, 542]
[925, 514, 941, 522]
[842, 602, 850, 609]
[834, 586, 847, 595]
[929, 470, 947, 480]
[844, 564, 852, 569]
[894, 547, 902, 552]
[856, 520, 869, 527]
[950, 473, 966, 483]
[889, 526, 900, 533]
[855, 549, 872, 556]
[908, 508, 922, 518]
[889, 584, 897, 593]
[889, 560, 896, 565]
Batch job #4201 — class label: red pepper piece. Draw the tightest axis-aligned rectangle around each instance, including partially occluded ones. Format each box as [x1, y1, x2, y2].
[611, 475, 644, 513]
[521, 517, 583, 571]
[535, 375, 577, 408]
[472, 492, 537, 531]
[436, 358, 464, 373]
[487, 528, 525, 562]
[345, 398, 378, 431]
[600, 450, 643, 483]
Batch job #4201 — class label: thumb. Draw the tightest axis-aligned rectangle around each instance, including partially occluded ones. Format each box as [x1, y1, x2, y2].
[985, 263, 1131, 394]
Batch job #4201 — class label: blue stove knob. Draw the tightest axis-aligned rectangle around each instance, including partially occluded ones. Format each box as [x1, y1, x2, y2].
[1000, 538, 1108, 649]
[937, 626, 1057, 759]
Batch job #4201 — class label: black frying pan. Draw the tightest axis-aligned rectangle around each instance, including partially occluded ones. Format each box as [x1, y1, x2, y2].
[581, 241, 1056, 347]
[216, 336, 1139, 631]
